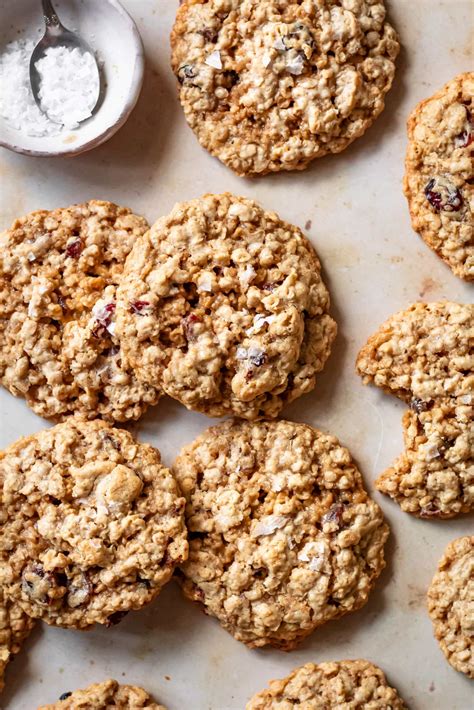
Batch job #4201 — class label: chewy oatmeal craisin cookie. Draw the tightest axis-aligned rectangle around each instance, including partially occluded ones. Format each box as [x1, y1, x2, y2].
[404, 73, 474, 280]
[171, 0, 400, 176]
[246, 659, 408, 709]
[116, 194, 336, 419]
[38, 679, 166, 709]
[427, 536, 474, 678]
[0, 588, 34, 692]
[0, 201, 161, 422]
[0, 420, 188, 629]
[173, 419, 389, 649]
[357, 302, 474, 518]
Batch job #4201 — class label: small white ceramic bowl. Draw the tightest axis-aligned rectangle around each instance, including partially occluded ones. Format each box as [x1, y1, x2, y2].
[0, 0, 144, 157]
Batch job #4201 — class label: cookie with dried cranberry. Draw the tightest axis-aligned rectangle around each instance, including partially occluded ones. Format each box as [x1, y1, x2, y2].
[116, 193, 336, 420]
[427, 536, 473, 678]
[171, 0, 399, 176]
[404, 73, 473, 280]
[173, 419, 389, 649]
[0, 588, 34, 692]
[356, 302, 474, 518]
[0, 420, 188, 629]
[0, 201, 161, 423]
[246, 659, 408, 709]
[38, 679, 167, 709]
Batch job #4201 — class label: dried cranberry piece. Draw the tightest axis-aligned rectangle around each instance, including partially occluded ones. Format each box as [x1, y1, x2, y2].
[67, 573, 92, 608]
[223, 69, 239, 87]
[424, 178, 463, 212]
[249, 351, 267, 367]
[57, 295, 67, 311]
[410, 398, 430, 414]
[91, 303, 116, 339]
[322, 503, 344, 527]
[424, 179, 443, 211]
[420, 503, 440, 518]
[178, 64, 197, 84]
[455, 130, 473, 148]
[21, 563, 65, 605]
[199, 27, 218, 43]
[105, 611, 129, 627]
[183, 313, 202, 342]
[59, 692, 72, 701]
[66, 238, 84, 258]
[129, 300, 150, 315]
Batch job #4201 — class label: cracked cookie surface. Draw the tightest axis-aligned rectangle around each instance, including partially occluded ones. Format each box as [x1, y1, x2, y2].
[357, 302, 474, 518]
[0, 201, 161, 423]
[116, 193, 336, 420]
[246, 659, 407, 709]
[0, 420, 188, 629]
[0, 588, 34, 692]
[427, 536, 474, 678]
[173, 419, 389, 649]
[38, 679, 166, 709]
[404, 73, 474, 280]
[171, 0, 399, 175]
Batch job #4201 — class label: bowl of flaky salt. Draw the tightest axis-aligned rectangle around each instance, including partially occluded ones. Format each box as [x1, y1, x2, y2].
[0, 0, 144, 157]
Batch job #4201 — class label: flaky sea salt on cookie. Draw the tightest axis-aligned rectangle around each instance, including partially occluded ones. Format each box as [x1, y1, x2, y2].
[173, 419, 389, 649]
[357, 302, 474, 518]
[0, 420, 188, 629]
[38, 679, 167, 709]
[427, 536, 473, 679]
[404, 73, 473, 281]
[246, 659, 408, 709]
[116, 193, 336, 420]
[0, 588, 34, 692]
[0, 200, 161, 423]
[171, 0, 399, 175]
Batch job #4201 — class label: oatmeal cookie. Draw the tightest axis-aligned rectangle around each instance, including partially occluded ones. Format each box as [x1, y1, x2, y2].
[173, 419, 389, 649]
[116, 193, 336, 420]
[0, 201, 161, 422]
[357, 302, 474, 518]
[403, 73, 473, 280]
[0, 420, 188, 629]
[38, 679, 166, 709]
[0, 588, 34, 692]
[246, 659, 407, 709]
[171, 0, 400, 176]
[427, 536, 473, 678]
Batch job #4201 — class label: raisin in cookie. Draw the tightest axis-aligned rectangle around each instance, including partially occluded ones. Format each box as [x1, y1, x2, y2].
[116, 193, 337, 420]
[0, 201, 161, 422]
[38, 679, 166, 709]
[357, 302, 474, 518]
[173, 419, 389, 649]
[427, 536, 473, 678]
[246, 660, 407, 709]
[0, 420, 188, 629]
[404, 73, 473, 280]
[171, 0, 400, 176]
[0, 588, 34, 692]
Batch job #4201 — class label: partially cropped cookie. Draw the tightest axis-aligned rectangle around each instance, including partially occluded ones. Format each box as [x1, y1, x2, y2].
[116, 193, 336, 419]
[246, 660, 407, 709]
[0, 201, 161, 422]
[171, 0, 399, 175]
[0, 589, 34, 692]
[38, 679, 166, 709]
[173, 419, 389, 649]
[427, 536, 473, 678]
[0, 420, 187, 629]
[404, 73, 473, 280]
[357, 302, 473, 518]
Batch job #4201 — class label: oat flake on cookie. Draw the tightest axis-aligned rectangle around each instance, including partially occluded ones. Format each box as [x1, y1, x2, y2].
[171, 0, 400, 175]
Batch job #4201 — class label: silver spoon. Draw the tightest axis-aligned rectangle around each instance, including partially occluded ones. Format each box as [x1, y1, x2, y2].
[30, 0, 101, 124]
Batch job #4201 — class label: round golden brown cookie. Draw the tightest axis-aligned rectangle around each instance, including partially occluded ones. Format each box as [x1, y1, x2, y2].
[0, 420, 188, 629]
[171, 0, 400, 176]
[0, 588, 34, 692]
[116, 193, 337, 420]
[427, 536, 474, 679]
[37, 679, 166, 709]
[173, 419, 389, 649]
[0, 201, 161, 423]
[403, 73, 473, 280]
[356, 302, 474, 518]
[246, 659, 408, 709]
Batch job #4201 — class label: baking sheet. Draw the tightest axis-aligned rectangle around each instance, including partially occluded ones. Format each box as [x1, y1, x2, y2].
[0, 1, 472, 708]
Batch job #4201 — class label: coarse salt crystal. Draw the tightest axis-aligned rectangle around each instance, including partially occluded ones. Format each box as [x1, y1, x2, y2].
[197, 273, 213, 292]
[239, 264, 256, 286]
[273, 37, 286, 51]
[251, 515, 288, 538]
[205, 50, 222, 70]
[421, 442, 440, 461]
[460, 394, 472, 404]
[286, 53, 305, 75]
[236, 347, 248, 360]
[261, 53, 272, 68]
[27, 252, 37, 262]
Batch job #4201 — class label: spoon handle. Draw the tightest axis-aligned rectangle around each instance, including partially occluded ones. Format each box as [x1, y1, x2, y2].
[41, 0, 61, 28]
